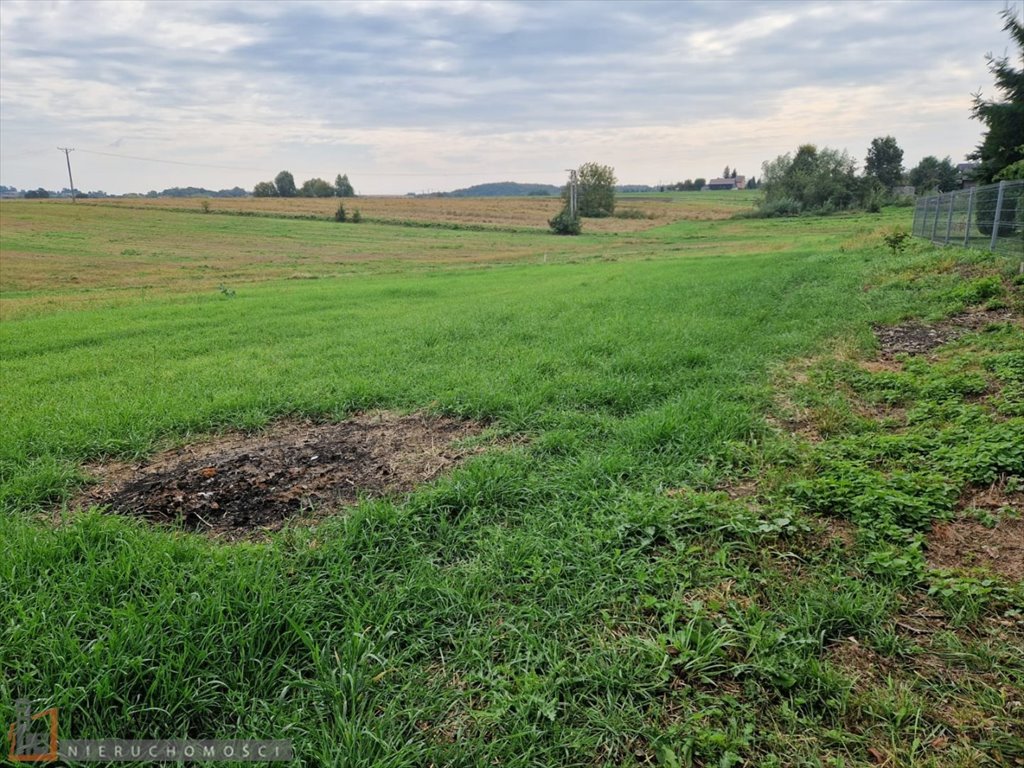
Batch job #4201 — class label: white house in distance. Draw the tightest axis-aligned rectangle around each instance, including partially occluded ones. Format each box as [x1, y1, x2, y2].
[705, 175, 746, 190]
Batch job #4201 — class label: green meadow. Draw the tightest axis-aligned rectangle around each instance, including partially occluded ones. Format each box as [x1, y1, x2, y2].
[1, 198, 1022, 766]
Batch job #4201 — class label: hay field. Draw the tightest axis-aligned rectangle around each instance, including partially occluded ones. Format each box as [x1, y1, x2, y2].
[76, 191, 756, 232]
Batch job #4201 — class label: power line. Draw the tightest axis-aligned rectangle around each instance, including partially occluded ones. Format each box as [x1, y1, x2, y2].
[75, 148, 268, 173]
[72, 147, 559, 178]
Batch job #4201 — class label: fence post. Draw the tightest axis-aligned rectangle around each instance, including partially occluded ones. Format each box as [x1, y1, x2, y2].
[944, 191, 956, 244]
[931, 196, 941, 241]
[963, 186, 975, 247]
[989, 181, 1006, 252]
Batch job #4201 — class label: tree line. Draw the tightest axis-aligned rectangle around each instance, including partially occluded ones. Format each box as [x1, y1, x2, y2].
[755, 140, 967, 217]
[253, 171, 356, 198]
[756, 8, 1021, 217]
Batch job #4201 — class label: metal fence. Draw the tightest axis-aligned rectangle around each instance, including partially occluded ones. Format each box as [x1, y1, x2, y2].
[912, 180, 1024, 257]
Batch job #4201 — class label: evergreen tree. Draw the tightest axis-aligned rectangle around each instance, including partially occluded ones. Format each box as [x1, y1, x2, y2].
[970, 7, 1024, 184]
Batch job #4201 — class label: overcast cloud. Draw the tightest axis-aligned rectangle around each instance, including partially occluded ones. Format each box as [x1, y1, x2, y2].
[0, 0, 1014, 194]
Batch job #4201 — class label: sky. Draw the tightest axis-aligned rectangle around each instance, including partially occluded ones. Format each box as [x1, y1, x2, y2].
[0, 0, 1016, 195]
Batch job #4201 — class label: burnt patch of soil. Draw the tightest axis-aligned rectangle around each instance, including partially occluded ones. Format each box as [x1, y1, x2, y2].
[74, 411, 487, 536]
[926, 513, 1024, 582]
[874, 308, 1018, 359]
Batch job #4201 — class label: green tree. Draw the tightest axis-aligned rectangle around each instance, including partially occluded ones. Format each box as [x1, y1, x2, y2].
[274, 171, 296, 197]
[335, 174, 355, 197]
[995, 159, 1024, 180]
[253, 181, 278, 197]
[693, 177, 706, 190]
[969, 7, 1024, 184]
[567, 162, 616, 217]
[908, 156, 959, 192]
[864, 136, 904, 189]
[300, 177, 335, 197]
[760, 144, 859, 213]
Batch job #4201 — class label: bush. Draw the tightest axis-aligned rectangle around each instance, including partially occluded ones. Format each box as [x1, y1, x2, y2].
[758, 197, 803, 218]
[548, 208, 581, 235]
[882, 229, 910, 256]
[975, 183, 1024, 238]
[352, 209, 362, 223]
[858, 177, 886, 213]
[334, 204, 347, 223]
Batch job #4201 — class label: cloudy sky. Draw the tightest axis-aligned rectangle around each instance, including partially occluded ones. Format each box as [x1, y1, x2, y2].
[0, 0, 1014, 195]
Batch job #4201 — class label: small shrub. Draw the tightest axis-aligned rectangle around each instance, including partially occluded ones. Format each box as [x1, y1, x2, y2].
[334, 204, 347, 223]
[882, 229, 910, 256]
[548, 208, 581, 235]
[758, 197, 802, 218]
[200, 200, 211, 214]
[352, 209, 362, 223]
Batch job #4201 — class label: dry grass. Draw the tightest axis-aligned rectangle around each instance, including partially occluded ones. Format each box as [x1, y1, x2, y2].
[0, 200, 628, 317]
[74, 193, 743, 232]
[0, 195, 763, 319]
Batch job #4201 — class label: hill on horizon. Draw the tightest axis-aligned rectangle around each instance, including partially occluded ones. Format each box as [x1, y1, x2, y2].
[410, 181, 659, 198]
[414, 181, 561, 198]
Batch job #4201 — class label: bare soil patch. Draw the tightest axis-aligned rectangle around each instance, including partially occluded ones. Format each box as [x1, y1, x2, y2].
[73, 412, 487, 536]
[926, 513, 1024, 581]
[873, 308, 1018, 359]
[825, 638, 894, 692]
[959, 480, 1024, 515]
[819, 517, 858, 550]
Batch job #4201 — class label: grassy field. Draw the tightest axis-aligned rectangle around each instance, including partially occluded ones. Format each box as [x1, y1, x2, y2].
[1, 193, 762, 320]
[70, 191, 756, 233]
[1, 195, 1022, 766]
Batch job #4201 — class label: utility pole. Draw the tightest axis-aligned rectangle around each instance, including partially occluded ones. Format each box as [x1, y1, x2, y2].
[57, 147, 75, 202]
[565, 168, 578, 219]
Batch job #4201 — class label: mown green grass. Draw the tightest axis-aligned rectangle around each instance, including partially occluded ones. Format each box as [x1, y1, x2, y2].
[1, 202, 1021, 766]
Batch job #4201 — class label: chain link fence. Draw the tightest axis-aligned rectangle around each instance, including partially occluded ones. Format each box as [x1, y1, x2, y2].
[912, 180, 1024, 256]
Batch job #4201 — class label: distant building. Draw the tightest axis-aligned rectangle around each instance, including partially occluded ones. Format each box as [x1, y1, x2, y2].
[957, 162, 980, 189]
[705, 175, 746, 191]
